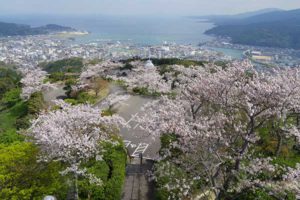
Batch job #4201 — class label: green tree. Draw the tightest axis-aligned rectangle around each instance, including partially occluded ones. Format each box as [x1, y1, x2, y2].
[0, 142, 68, 199]
[1, 88, 21, 107]
[0, 66, 21, 99]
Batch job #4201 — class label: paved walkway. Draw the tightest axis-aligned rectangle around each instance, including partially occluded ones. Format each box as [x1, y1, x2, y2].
[94, 84, 160, 160]
[122, 158, 155, 200]
[96, 84, 158, 199]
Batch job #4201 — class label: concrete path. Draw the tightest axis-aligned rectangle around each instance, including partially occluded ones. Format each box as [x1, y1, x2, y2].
[97, 84, 161, 160]
[43, 84, 66, 104]
[96, 84, 158, 199]
[122, 158, 155, 200]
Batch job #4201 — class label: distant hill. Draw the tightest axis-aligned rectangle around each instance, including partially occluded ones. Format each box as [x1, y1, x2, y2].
[227, 8, 283, 19]
[191, 8, 282, 24]
[0, 21, 75, 37]
[204, 9, 300, 49]
[224, 9, 300, 25]
[39, 57, 84, 73]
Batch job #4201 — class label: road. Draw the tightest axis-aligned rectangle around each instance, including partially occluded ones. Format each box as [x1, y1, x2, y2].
[107, 84, 161, 160]
[43, 84, 66, 105]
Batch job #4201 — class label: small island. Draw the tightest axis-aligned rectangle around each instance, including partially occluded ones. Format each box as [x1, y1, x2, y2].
[0, 21, 84, 37]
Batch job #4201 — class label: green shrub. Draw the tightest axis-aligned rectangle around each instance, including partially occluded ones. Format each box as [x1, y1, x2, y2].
[78, 141, 126, 200]
[0, 66, 21, 99]
[0, 101, 28, 132]
[151, 58, 205, 67]
[132, 87, 161, 97]
[101, 108, 117, 116]
[160, 134, 177, 149]
[0, 129, 24, 144]
[103, 143, 126, 200]
[48, 72, 78, 83]
[0, 142, 68, 199]
[76, 91, 97, 104]
[64, 98, 79, 105]
[41, 57, 84, 74]
[27, 92, 45, 115]
[15, 114, 33, 130]
[1, 88, 21, 107]
[48, 72, 65, 82]
[64, 90, 99, 105]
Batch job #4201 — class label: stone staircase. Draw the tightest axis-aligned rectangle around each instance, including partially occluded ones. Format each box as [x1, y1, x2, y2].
[121, 158, 155, 200]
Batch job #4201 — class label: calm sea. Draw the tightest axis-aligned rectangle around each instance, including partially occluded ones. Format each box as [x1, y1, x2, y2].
[0, 15, 214, 45]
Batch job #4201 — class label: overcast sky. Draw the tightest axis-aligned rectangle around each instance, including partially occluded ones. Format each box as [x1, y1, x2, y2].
[0, 0, 299, 16]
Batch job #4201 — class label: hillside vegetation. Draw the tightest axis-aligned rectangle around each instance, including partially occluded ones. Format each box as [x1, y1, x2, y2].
[205, 9, 300, 49]
[0, 21, 75, 37]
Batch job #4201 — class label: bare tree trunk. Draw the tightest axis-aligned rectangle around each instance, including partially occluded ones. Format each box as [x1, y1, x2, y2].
[217, 117, 254, 200]
[276, 132, 283, 156]
[74, 173, 79, 200]
[66, 173, 79, 200]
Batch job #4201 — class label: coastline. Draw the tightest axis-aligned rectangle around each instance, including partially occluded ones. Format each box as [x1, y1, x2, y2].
[53, 31, 89, 37]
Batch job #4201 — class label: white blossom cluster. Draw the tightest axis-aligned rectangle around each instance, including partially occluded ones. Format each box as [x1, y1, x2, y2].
[151, 161, 193, 200]
[28, 100, 127, 177]
[79, 61, 123, 83]
[136, 60, 300, 198]
[239, 158, 300, 197]
[107, 62, 173, 94]
[19, 67, 53, 100]
[60, 164, 103, 186]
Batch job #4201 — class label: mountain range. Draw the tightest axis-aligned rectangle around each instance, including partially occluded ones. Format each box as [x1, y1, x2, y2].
[202, 8, 300, 49]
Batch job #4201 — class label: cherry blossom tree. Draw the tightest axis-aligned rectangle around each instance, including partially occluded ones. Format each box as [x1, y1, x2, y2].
[123, 65, 172, 93]
[79, 61, 123, 83]
[79, 60, 175, 94]
[137, 61, 300, 199]
[105, 61, 173, 94]
[27, 100, 127, 199]
[20, 67, 55, 100]
[236, 157, 300, 199]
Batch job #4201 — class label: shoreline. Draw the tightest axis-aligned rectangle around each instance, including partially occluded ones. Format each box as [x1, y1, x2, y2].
[53, 31, 89, 37]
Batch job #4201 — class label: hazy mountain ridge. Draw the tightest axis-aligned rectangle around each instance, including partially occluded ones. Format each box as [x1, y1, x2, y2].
[190, 8, 282, 24]
[225, 8, 300, 25]
[0, 21, 75, 37]
[204, 8, 300, 49]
